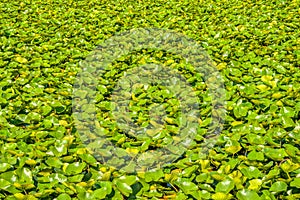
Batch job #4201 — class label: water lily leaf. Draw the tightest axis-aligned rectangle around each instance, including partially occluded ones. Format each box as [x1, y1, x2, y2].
[237, 189, 261, 200]
[41, 105, 52, 116]
[199, 190, 211, 199]
[240, 166, 262, 179]
[79, 154, 97, 166]
[290, 178, 300, 188]
[174, 178, 198, 194]
[115, 180, 132, 197]
[247, 151, 264, 161]
[211, 192, 231, 200]
[0, 163, 11, 173]
[64, 162, 87, 175]
[196, 173, 209, 183]
[260, 190, 275, 200]
[215, 179, 235, 194]
[199, 183, 214, 192]
[0, 178, 11, 189]
[265, 167, 280, 180]
[263, 148, 287, 161]
[91, 188, 110, 199]
[57, 193, 72, 200]
[280, 159, 300, 173]
[233, 101, 252, 118]
[15, 56, 28, 63]
[145, 169, 164, 182]
[15, 167, 33, 184]
[284, 144, 299, 157]
[248, 179, 262, 190]
[281, 116, 295, 128]
[270, 181, 287, 193]
[68, 174, 84, 183]
[246, 134, 265, 145]
[225, 140, 242, 154]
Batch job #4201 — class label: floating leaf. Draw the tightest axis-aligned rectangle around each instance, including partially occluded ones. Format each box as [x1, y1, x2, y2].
[290, 178, 300, 188]
[174, 178, 198, 194]
[270, 181, 288, 193]
[237, 189, 260, 200]
[15, 56, 28, 63]
[215, 179, 235, 194]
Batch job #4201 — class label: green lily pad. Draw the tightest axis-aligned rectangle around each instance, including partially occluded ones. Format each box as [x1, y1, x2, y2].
[290, 178, 300, 188]
[64, 162, 87, 175]
[270, 181, 288, 193]
[237, 189, 261, 200]
[215, 179, 235, 194]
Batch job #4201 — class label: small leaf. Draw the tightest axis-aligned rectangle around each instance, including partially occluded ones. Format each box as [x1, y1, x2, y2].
[0, 179, 11, 189]
[290, 178, 300, 188]
[0, 163, 11, 173]
[215, 179, 235, 194]
[263, 148, 287, 161]
[247, 151, 264, 161]
[115, 180, 132, 197]
[64, 162, 86, 175]
[281, 116, 295, 128]
[240, 166, 262, 179]
[211, 192, 229, 200]
[237, 189, 260, 200]
[15, 56, 28, 63]
[270, 181, 287, 193]
[175, 178, 198, 194]
[248, 179, 262, 190]
[57, 193, 71, 200]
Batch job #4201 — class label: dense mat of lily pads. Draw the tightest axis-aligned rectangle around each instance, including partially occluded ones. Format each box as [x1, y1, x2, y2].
[0, 0, 300, 199]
